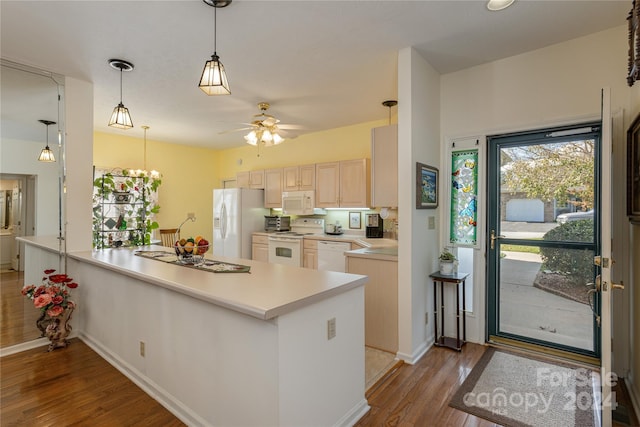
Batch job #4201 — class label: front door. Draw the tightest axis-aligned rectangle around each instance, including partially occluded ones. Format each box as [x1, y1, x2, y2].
[487, 121, 601, 361]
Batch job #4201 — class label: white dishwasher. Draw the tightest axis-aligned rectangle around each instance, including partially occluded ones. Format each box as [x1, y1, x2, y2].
[317, 241, 351, 272]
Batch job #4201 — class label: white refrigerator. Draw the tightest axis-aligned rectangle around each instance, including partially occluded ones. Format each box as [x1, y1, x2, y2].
[213, 188, 268, 259]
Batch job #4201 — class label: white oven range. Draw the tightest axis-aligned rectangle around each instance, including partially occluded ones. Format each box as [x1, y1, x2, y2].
[268, 218, 324, 267]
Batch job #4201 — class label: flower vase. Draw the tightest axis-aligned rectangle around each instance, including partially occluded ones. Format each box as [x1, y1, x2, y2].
[45, 306, 74, 351]
[36, 311, 52, 337]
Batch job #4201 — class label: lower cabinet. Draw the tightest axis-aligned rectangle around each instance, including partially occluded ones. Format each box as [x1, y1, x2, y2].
[251, 234, 269, 262]
[303, 239, 318, 269]
[346, 255, 398, 353]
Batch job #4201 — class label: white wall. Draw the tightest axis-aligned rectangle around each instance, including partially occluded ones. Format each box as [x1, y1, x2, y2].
[397, 47, 441, 363]
[439, 23, 636, 387]
[0, 138, 59, 236]
[63, 76, 93, 253]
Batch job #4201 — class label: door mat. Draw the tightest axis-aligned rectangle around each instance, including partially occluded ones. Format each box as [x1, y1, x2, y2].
[449, 347, 597, 427]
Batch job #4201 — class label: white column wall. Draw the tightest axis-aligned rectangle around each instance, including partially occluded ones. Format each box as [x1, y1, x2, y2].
[397, 47, 441, 363]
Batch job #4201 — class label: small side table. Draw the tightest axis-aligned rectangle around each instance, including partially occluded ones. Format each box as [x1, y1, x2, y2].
[429, 271, 469, 351]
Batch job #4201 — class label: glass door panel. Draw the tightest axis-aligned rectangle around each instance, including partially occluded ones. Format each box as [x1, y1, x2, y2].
[488, 124, 600, 358]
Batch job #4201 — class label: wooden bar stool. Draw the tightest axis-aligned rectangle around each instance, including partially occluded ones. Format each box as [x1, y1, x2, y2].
[159, 228, 178, 247]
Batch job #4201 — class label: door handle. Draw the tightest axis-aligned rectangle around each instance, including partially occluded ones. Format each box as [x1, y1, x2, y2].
[490, 230, 505, 250]
[586, 276, 601, 327]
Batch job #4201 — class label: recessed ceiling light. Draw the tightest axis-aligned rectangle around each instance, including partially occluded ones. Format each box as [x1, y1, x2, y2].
[487, 0, 515, 11]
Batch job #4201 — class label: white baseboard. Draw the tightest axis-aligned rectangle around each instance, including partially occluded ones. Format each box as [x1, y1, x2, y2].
[79, 332, 210, 427]
[335, 399, 370, 427]
[396, 340, 433, 365]
[0, 337, 49, 357]
[625, 376, 640, 425]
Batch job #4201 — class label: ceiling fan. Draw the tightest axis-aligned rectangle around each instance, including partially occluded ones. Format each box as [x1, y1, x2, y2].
[222, 102, 302, 147]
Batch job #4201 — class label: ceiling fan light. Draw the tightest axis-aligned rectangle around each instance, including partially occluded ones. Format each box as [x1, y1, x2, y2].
[38, 146, 55, 162]
[262, 129, 273, 142]
[272, 133, 284, 144]
[109, 103, 134, 129]
[244, 130, 258, 145]
[486, 0, 515, 11]
[199, 54, 231, 95]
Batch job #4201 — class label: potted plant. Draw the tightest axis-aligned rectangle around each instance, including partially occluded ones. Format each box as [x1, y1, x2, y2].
[439, 248, 457, 275]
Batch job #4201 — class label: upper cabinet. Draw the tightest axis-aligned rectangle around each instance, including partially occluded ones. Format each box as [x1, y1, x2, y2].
[237, 170, 265, 189]
[371, 124, 398, 208]
[316, 159, 369, 208]
[264, 168, 283, 208]
[283, 164, 316, 191]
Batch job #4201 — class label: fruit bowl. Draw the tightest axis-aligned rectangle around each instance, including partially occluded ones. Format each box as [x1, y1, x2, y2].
[174, 236, 209, 266]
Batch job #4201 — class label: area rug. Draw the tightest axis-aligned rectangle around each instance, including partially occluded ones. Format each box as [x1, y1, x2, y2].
[449, 348, 597, 427]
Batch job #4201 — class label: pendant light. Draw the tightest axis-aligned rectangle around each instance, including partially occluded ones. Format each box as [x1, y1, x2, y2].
[199, 0, 231, 95]
[130, 125, 160, 178]
[108, 59, 134, 129]
[486, 0, 515, 11]
[37, 119, 56, 162]
[382, 100, 397, 125]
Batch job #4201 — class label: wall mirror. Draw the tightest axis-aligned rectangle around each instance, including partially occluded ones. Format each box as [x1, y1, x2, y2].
[0, 59, 66, 349]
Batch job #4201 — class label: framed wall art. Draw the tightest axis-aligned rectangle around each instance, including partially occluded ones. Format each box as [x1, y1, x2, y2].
[628, 113, 640, 222]
[349, 211, 361, 229]
[416, 162, 438, 209]
[628, 0, 640, 87]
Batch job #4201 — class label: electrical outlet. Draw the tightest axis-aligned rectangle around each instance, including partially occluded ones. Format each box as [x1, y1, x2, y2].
[187, 212, 196, 219]
[327, 318, 336, 340]
[428, 216, 435, 229]
[139, 341, 145, 357]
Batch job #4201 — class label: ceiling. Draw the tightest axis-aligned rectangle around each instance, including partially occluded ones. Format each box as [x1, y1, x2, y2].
[0, 0, 631, 150]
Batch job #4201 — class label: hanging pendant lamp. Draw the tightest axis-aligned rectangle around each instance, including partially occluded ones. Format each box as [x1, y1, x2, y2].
[108, 59, 134, 129]
[199, 0, 231, 95]
[37, 119, 57, 162]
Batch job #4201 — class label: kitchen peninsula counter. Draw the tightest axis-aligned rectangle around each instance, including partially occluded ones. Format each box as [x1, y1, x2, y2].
[68, 244, 367, 320]
[21, 238, 369, 427]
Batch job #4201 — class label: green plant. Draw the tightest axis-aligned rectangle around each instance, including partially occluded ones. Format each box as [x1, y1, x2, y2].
[92, 168, 161, 248]
[539, 220, 594, 285]
[439, 249, 457, 262]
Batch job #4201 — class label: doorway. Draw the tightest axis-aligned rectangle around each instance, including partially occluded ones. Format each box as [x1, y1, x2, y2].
[486, 123, 601, 361]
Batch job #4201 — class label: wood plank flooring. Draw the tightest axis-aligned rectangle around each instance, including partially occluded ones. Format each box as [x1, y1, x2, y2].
[1, 270, 43, 347]
[1, 339, 185, 426]
[1, 333, 637, 426]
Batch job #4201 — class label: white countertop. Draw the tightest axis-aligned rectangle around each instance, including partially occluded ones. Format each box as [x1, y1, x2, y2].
[16, 235, 64, 252]
[345, 247, 398, 261]
[66, 244, 367, 321]
[253, 231, 398, 249]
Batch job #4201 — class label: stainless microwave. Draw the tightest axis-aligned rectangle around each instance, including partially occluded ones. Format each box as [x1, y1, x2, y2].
[282, 190, 315, 215]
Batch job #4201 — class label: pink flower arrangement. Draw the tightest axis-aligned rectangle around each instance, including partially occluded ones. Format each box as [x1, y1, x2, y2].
[21, 269, 78, 318]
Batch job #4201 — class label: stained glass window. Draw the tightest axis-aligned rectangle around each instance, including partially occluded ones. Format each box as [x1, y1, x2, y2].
[450, 149, 478, 245]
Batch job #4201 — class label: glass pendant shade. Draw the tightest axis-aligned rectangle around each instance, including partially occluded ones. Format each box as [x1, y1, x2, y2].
[109, 102, 134, 129]
[38, 146, 55, 162]
[199, 53, 231, 95]
[108, 59, 134, 129]
[486, 0, 515, 11]
[37, 119, 56, 162]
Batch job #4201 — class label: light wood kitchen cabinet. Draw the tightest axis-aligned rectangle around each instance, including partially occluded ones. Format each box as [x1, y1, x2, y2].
[303, 239, 318, 269]
[236, 171, 250, 188]
[283, 164, 316, 191]
[252, 234, 269, 262]
[264, 168, 283, 208]
[346, 256, 398, 353]
[315, 159, 369, 208]
[237, 170, 265, 189]
[371, 124, 397, 208]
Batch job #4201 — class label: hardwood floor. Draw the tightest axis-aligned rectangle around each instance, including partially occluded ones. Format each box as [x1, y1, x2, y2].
[1, 338, 637, 426]
[356, 342, 498, 426]
[0, 270, 42, 347]
[1, 338, 185, 426]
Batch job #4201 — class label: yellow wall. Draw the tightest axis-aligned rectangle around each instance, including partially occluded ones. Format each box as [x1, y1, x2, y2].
[213, 119, 387, 186]
[94, 118, 388, 241]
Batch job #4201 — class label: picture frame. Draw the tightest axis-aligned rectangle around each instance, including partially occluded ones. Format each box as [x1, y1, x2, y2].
[627, 113, 640, 222]
[349, 211, 361, 229]
[416, 162, 438, 209]
[627, 0, 640, 87]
